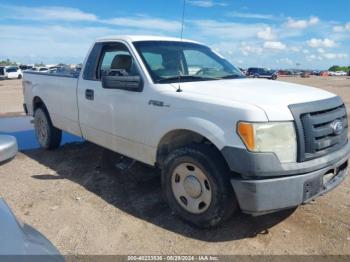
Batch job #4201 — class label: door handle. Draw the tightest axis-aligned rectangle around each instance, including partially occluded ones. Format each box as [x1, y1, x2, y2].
[85, 89, 94, 100]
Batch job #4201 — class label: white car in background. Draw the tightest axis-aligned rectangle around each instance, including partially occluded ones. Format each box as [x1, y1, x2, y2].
[336, 71, 347, 76]
[328, 71, 347, 76]
[0, 66, 23, 79]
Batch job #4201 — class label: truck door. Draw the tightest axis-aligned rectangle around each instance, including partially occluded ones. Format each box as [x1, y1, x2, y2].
[77, 41, 153, 164]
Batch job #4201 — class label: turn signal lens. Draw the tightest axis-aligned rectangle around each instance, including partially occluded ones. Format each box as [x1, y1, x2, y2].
[237, 122, 255, 150]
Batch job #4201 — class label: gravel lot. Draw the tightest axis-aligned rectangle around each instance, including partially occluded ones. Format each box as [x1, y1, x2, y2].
[0, 77, 350, 255]
[0, 78, 24, 116]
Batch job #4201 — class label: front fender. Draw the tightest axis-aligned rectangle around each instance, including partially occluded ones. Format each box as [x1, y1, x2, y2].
[150, 115, 227, 151]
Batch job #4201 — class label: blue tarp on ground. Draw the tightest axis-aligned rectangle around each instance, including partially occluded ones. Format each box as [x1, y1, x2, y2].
[0, 116, 82, 150]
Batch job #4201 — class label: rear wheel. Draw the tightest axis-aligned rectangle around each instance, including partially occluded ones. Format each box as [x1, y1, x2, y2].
[34, 107, 62, 149]
[162, 144, 237, 228]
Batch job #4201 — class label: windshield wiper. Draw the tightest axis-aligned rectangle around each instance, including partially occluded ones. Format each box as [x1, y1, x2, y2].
[219, 74, 245, 79]
[156, 75, 219, 83]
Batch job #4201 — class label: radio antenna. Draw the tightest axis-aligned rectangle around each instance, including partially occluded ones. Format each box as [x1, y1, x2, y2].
[176, 0, 186, 92]
[180, 0, 186, 40]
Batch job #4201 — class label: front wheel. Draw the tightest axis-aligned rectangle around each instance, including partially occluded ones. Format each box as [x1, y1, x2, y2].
[34, 107, 62, 149]
[17, 74, 22, 79]
[162, 144, 238, 228]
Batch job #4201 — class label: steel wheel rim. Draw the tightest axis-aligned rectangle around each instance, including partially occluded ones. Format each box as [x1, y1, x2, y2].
[171, 162, 212, 214]
[35, 113, 48, 145]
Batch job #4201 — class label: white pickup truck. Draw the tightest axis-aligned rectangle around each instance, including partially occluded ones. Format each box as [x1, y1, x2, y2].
[23, 35, 349, 227]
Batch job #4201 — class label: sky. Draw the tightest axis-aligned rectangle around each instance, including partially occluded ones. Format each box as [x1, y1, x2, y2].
[0, 0, 349, 69]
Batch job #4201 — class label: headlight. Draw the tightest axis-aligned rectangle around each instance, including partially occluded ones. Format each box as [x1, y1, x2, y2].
[237, 122, 297, 163]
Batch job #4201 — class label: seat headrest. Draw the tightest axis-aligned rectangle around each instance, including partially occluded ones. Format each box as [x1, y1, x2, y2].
[111, 54, 132, 71]
[162, 52, 180, 70]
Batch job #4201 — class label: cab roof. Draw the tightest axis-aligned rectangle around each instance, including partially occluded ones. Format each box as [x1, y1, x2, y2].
[96, 35, 201, 44]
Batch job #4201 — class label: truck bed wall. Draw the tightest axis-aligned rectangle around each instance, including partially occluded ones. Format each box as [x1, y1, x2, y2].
[23, 71, 82, 137]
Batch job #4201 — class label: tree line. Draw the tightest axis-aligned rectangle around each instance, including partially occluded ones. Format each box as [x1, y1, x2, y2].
[328, 65, 350, 72]
[0, 59, 45, 67]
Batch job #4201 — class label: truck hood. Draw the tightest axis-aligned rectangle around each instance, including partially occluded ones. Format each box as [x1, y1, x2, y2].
[177, 78, 335, 121]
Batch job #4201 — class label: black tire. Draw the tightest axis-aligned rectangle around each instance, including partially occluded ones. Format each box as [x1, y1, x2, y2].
[34, 107, 62, 149]
[161, 144, 237, 228]
[17, 74, 22, 79]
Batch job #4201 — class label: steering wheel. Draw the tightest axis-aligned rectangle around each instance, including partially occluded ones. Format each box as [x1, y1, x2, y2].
[195, 67, 212, 76]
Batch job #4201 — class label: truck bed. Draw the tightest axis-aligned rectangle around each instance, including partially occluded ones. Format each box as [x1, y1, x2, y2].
[23, 70, 82, 137]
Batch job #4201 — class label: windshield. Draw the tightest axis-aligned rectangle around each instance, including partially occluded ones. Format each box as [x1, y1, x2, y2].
[133, 41, 244, 83]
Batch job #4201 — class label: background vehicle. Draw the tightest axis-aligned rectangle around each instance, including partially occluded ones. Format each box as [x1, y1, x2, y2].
[23, 36, 349, 228]
[335, 71, 347, 76]
[0, 197, 63, 259]
[328, 71, 347, 76]
[246, 67, 277, 80]
[301, 71, 311, 78]
[31, 67, 49, 72]
[19, 65, 33, 71]
[47, 65, 63, 72]
[277, 70, 292, 76]
[0, 135, 17, 163]
[238, 67, 247, 75]
[0, 66, 23, 79]
[0, 136, 60, 258]
[310, 70, 320, 75]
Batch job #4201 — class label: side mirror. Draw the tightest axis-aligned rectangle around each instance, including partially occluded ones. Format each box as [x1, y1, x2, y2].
[102, 75, 143, 92]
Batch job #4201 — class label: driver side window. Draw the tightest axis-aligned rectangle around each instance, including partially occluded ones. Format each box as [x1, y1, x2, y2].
[97, 43, 139, 79]
[259, 68, 266, 74]
[183, 50, 224, 75]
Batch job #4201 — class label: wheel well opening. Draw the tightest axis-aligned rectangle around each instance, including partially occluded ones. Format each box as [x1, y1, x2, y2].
[156, 129, 224, 168]
[33, 96, 45, 112]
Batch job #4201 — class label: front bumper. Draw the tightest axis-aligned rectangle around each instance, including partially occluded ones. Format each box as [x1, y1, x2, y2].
[223, 142, 350, 215]
[222, 142, 350, 177]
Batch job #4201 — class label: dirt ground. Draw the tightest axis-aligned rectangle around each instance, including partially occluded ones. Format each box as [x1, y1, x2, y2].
[0, 77, 350, 255]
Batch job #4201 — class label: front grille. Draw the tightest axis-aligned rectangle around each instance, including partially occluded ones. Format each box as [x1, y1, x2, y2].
[289, 96, 348, 162]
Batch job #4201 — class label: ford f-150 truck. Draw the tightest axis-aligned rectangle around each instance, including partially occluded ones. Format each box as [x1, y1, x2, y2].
[23, 35, 349, 228]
